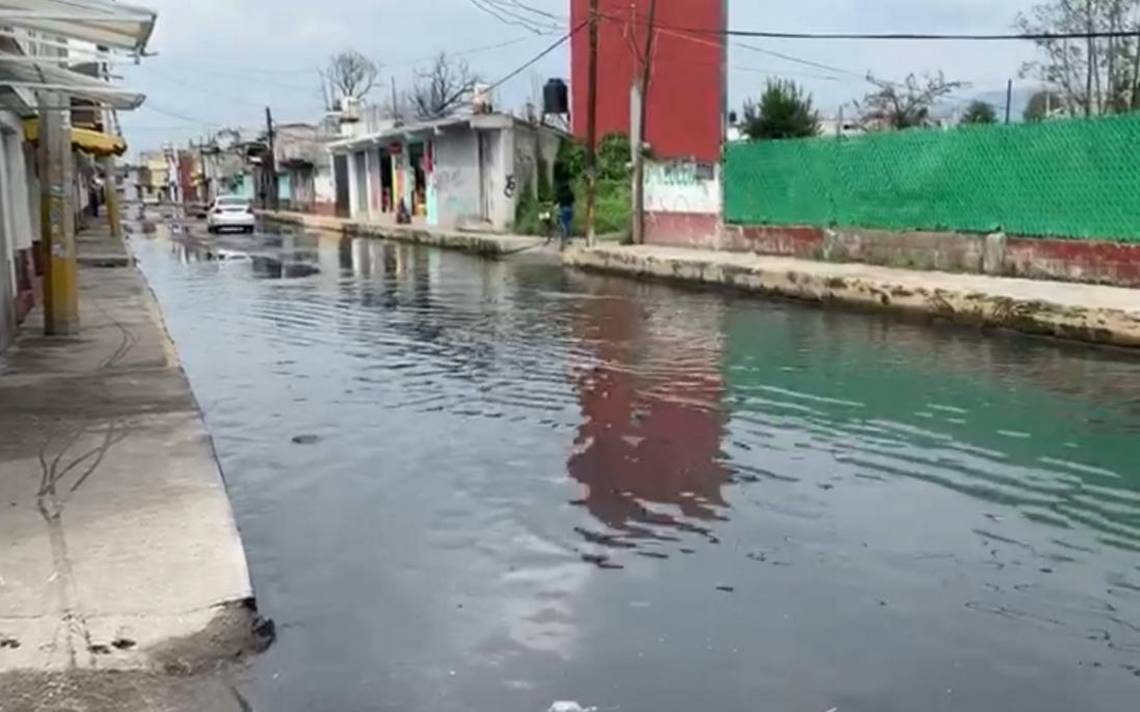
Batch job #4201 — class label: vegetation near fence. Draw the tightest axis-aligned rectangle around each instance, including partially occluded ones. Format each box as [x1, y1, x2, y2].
[724, 113, 1140, 243]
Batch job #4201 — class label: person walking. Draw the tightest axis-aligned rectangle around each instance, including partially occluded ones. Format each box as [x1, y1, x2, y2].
[555, 170, 575, 249]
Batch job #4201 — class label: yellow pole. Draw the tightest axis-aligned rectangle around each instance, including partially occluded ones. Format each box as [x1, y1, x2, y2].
[101, 155, 122, 240]
[38, 93, 79, 335]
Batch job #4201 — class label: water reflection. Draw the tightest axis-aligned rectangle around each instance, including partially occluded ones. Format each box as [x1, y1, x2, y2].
[568, 294, 730, 557]
[131, 221, 1140, 712]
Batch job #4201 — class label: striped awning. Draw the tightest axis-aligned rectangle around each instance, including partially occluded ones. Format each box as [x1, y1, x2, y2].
[23, 117, 127, 157]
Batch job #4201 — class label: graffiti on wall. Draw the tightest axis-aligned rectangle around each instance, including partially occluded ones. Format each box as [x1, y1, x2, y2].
[645, 160, 720, 215]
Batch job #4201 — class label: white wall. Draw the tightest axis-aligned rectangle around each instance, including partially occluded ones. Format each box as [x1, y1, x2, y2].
[481, 128, 514, 230]
[432, 130, 481, 228]
[645, 160, 721, 215]
[314, 156, 335, 207]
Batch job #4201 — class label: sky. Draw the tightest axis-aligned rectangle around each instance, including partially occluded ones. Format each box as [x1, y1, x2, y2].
[119, 0, 1047, 156]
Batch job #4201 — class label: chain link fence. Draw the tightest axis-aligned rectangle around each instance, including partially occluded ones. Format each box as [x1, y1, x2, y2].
[724, 113, 1140, 243]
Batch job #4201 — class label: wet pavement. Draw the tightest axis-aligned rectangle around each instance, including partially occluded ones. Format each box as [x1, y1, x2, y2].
[132, 217, 1140, 712]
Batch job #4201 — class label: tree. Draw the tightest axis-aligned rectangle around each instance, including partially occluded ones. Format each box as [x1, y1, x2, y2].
[1023, 89, 1065, 121]
[961, 100, 998, 124]
[1017, 0, 1140, 116]
[858, 72, 968, 129]
[410, 53, 479, 120]
[320, 49, 378, 110]
[741, 79, 820, 140]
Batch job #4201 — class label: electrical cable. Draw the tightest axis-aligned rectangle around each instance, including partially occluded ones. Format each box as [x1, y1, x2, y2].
[598, 11, 1140, 42]
[482, 0, 563, 32]
[483, 21, 586, 93]
[466, 0, 548, 34]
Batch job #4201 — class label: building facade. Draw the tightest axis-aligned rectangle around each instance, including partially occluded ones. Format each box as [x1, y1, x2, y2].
[331, 113, 562, 232]
[569, 0, 725, 162]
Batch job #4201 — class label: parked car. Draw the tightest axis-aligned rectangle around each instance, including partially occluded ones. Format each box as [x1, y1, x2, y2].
[207, 196, 255, 234]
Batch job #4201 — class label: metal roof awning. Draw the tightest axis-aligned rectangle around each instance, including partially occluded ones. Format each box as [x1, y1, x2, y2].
[23, 117, 127, 157]
[0, 0, 157, 53]
[0, 55, 145, 110]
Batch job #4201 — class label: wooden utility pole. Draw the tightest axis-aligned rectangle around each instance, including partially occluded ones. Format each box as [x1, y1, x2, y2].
[391, 76, 400, 123]
[1005, 79, 1013, 124]
[101, 155, 122, 241]
[585, 0, 599, 246]
[38, 94, 79, 334]
[265, 106, 278, 211]
[631, 0, 658, 245]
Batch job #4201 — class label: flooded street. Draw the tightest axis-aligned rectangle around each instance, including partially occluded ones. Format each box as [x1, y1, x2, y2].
[133, 221, 1140, 712]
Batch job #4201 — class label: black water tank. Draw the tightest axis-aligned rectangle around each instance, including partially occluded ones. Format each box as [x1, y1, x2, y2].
[543, 78, 569, 115]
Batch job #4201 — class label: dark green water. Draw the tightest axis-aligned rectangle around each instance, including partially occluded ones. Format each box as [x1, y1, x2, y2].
[136, 223, 1140, 712]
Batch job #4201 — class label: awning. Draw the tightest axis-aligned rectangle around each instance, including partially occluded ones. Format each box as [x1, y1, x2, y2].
[0, 55, 145, 110]
[0, 0, 157, 53]
[23, 117, 127, 158]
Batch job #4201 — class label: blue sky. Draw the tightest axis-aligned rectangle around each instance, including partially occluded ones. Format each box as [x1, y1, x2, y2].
[120, 0, 1044, 155]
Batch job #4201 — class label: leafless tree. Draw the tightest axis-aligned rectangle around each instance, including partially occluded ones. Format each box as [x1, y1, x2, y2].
[857, 72, 968, 129]
[410, 53, 479, 120]
[320, 49, 379, 110]
[1017, 0, 1140, 116]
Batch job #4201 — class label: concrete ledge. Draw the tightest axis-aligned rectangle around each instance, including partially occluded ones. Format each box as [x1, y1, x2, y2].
[258, 209, 544, 257]
[563, 244, 1140, 348]
[718, 223, 1140, 288]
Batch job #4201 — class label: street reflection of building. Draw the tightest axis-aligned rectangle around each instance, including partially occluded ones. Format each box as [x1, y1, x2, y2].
[568, 290, 728, 544]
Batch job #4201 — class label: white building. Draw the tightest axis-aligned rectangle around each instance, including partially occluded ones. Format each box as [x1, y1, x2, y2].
[0, 0, 153, 350]
[330, 112, 563, 232]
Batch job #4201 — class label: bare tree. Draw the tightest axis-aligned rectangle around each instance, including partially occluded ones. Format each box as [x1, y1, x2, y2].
[410, 53, 479, 120]
[1017, 0, 1140, 116]
[320, 49, 379, 110]
[857, 72, 968, 129]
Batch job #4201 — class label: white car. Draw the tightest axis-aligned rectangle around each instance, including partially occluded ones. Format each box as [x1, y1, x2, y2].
[206, 196, 255, 234]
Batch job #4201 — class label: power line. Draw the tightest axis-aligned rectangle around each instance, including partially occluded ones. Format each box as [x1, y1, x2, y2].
[498, 0, 564, 23]
[484, 0, 563, 31]
[466, 0, 551, 34]
[138, 103, 221, 127]
[484, 21, 585, 93]
[600, 12, 1140, 42]
[735, 42, 868, 81]
[387, 34, 550, 69]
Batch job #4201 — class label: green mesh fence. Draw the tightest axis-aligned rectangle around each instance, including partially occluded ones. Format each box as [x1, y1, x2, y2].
[724, 113, 1140, 242]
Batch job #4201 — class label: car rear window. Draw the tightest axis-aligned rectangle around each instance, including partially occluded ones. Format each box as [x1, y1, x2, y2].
[218, 198, 248, 207]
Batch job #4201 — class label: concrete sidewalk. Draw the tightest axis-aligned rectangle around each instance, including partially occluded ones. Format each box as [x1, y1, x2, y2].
[564, 244, 1140, 348]
[0, 223, 263, 708]
[259, 209, 550, 256]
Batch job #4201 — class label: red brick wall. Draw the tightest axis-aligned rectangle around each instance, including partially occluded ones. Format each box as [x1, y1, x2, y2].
[570, 0, 725, 161]
[1005, 237, 1140, 287]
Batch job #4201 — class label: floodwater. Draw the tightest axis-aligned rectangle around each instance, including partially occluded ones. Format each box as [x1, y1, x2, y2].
[133, 221, 1140, 712]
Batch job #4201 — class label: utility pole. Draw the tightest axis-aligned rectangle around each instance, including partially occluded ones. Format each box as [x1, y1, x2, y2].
[38, 93, 79, 335]
[101, 153, 123, 241]
[1005, 79, 1013, 124]
[391, 76, 400, 123]
[265, 106, 278, 211]
[585, 0, 599, 247]
[631, 0, 658, 245]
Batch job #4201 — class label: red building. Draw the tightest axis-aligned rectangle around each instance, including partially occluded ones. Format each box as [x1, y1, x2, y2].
[570, 0, 726, 162]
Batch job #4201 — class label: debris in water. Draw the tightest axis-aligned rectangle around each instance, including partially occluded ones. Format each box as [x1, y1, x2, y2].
[581, 553, 624, 570]
[291, 434, 320, 445]
[716, 585, 735, 593]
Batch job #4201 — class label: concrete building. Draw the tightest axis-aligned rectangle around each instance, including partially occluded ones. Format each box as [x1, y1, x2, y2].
[275, 121, 338, 214]
[570, 0, 726, 246]
[330, 113, 562, 232]
[570, 0, 726, 162]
